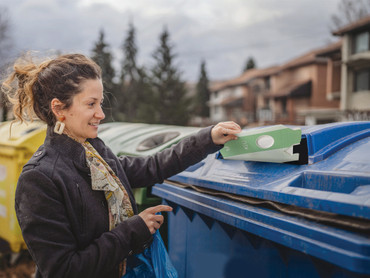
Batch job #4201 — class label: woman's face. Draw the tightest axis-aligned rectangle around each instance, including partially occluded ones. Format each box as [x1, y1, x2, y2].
[63, 78, 105, 143]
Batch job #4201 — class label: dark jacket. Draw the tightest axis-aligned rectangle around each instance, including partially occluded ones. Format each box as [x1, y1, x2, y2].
[15, 126, 220, 278]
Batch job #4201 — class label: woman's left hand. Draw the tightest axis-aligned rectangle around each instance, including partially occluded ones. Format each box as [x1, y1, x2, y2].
[211, 121, 242, 145]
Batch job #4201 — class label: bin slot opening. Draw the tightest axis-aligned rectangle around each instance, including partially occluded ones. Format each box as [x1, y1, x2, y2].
[136, 131, 180, 151]
[290, 137, 308, 165]
[289, 171, 370, 194]
[20, 127, 40, 136]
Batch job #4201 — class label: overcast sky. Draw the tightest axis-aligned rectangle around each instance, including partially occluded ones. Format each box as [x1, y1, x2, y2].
[2, 0, 341, 82]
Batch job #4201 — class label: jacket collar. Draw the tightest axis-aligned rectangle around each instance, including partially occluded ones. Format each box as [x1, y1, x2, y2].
[44, 126, 98, 171]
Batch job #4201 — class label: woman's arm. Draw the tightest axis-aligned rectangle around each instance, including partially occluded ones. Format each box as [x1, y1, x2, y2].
[120, 122, 241, 188]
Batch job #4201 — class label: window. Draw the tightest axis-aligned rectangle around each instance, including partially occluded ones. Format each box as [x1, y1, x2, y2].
[252, 84, 261, 93]
[264, 77, 271, 90]
[354, 68, 370, 92]
[353, 31, 370, 54]
[281, 98, 287, 114]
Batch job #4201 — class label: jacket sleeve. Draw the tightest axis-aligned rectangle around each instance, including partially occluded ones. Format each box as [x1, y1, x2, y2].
[15, 169, 152, 278]
[119, 126, 222, 188]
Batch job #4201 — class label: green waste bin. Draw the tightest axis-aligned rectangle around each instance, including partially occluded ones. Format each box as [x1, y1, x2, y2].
[98, 123, 166, 210]
[99, 122, 200, 210]
[116, 125, 201, 157]
[98, 122, 201, 245]
[99, 123, 156, 208]
[98, 123, 150, 156]
[0, 121, 46, 253]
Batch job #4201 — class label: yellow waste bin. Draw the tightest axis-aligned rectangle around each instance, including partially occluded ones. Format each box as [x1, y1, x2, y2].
[0, 121, 46, 253]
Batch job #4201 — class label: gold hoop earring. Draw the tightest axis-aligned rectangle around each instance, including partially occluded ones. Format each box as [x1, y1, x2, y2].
[54, 119, 65, 135]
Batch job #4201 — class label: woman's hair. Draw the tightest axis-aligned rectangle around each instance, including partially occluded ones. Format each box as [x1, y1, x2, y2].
[2, 53, 102, 126]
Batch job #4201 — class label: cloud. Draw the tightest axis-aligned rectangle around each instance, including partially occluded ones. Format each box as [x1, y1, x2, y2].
[2, 0, 341, 81]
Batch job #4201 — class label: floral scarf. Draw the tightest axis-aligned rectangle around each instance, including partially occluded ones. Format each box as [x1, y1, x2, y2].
[82, 141, 134, 276]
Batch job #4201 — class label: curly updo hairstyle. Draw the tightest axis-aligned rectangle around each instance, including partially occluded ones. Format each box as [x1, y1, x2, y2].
[2, 53, 102, 126]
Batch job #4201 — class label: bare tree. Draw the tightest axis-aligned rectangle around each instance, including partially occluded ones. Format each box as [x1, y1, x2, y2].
[0, 6, 12, 67]
[0, 6, 13, 121]
[331, 0, 370, 30]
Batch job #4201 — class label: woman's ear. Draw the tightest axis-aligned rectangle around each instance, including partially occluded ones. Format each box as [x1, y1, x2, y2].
[51, 98, 65, 119]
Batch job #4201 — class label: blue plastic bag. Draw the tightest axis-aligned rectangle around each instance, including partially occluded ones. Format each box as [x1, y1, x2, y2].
[124, 230, 178, 278]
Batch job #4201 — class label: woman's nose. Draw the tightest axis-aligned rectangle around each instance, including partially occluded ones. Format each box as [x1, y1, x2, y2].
[95, 105, 105, 120]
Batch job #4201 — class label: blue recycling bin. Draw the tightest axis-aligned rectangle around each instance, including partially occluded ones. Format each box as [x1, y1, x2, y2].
[152, 121, 370, 278]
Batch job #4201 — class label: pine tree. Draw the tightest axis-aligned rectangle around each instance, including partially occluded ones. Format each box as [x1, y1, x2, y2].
[150, 28, 190, 125]
[243, 57, 256, 72]
[119, 23, 153, 123]
[1, 93, 9, 121]
[134, 68, 157, 124]
[195, 60, 210, 118]
[91, 29, 117, 121]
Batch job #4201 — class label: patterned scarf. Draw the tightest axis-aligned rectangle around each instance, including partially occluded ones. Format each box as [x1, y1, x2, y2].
[82, 141, 134, 276]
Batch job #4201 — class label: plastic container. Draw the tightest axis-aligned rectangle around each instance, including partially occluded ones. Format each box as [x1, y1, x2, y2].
[98, 122, 200, 207]
[98, 123, 168, 208]
[99, 122, 201, 247]
[0, 121, 46, 253]
[98, 122, 149, 155]
[116, 125, 200, 157]
[152, 121, 370, 278]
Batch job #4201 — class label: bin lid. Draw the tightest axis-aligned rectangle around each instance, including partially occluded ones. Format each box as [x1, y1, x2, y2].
[117, 125, 200, 156]
[0, 121, 46, 152]
[97, 122, 132, 134]
[98, 123, 149, 155]
[169, 121, 370, 220]
[98, 122, 200, 156]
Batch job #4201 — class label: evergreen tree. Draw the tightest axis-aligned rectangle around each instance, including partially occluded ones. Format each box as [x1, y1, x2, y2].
[195, 60, 210, 118]
[119, 23, 153, 123]
[243, 57, 256, 72]
[91, 29, 117, 121]
[150, 27, 190, 125]
[134, 68, 157, 124]
[1, 93, 9, 121]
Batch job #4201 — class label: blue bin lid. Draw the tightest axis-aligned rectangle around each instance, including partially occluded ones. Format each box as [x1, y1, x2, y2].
[169, 121, 370, 220]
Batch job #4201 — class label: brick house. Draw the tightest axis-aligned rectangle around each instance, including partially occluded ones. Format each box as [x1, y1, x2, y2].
[333, 15, 370, 120]
[269, 41, 342, 125]
[209, 42, 342, 126]
[208, 66, 279, 126]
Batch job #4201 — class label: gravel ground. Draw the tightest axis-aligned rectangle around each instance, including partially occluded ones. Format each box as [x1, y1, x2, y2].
[0, 251, 35, 278]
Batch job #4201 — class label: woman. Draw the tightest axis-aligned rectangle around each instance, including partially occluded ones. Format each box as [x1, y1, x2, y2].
[2, 53, 241, 278]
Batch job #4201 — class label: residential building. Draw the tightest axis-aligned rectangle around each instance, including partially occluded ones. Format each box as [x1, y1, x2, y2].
[209, 42, 342, 126]
[209, 67, 279, 126]
[333, 15, 370, 120]
[269, 41, 342, 125]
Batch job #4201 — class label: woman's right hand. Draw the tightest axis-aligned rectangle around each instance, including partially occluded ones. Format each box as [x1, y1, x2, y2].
[138, 205, 173, 234]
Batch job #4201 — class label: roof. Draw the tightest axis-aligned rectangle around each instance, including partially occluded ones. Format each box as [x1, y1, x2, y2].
[210, 41, 341, 93]
[220, 96, 244, 107]
[333, 15, 370, 36]
[267, 80, 311, 98]
[210, 66, 280, 92]
[314, 40, 342, 57]
[280, 41, 341, 71]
